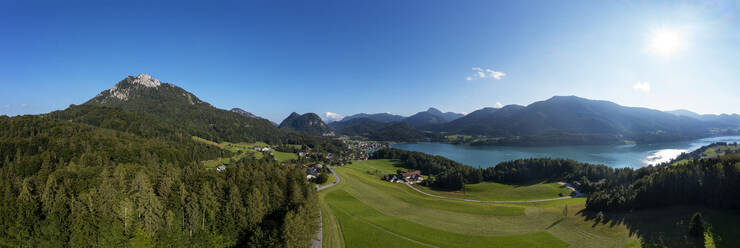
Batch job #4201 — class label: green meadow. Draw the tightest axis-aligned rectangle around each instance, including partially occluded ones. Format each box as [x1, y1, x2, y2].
[192, 136, 297, 167]
[319, 159, 641, 248]
[415, 182, 572, 201]
[356, 159, 572, 201]
[273, 151, 298, 162]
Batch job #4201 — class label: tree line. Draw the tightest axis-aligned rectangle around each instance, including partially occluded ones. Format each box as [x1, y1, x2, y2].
[371, 148, 626, 190]
[586, 152, 740, 211]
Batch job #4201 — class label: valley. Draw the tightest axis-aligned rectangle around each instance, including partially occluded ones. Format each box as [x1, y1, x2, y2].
[319, 159, 639, 247]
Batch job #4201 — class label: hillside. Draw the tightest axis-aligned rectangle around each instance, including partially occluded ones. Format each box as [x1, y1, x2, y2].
[230, 107, 258, 118]
[0, 114, 319, 247]
[278, 112, 335, 136]
[443, 96, 734, 145]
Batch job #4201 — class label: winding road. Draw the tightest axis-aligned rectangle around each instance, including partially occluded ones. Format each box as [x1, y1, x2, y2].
[316, 165, 340, 191]
[311, 165, 340, 248]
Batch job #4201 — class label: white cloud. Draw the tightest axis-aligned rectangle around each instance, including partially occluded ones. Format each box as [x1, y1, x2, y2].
[468, 67, 506, 81]
[494, 102, 504, 108]
[633, 82, 651, 93]
[20, 104, 28, 108]
[486, 69, 506, 80]
[324, 112, 344, 122]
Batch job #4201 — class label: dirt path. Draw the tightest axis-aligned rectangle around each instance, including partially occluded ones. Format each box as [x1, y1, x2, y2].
[405, 183, 577, 204]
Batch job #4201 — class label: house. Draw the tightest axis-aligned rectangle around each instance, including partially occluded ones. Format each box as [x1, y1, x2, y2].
[383, 170, 423, 184]
[216, 165, 226, 172]
[401, 170, 421, 178]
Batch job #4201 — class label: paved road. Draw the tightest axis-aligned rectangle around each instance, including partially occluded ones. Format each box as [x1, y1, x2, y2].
[405, 183, 579, 204]
[316, 165, 340, 191]
[312, 165, 340, 248]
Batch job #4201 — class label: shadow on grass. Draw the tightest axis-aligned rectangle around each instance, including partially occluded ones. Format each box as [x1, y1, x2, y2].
[577, 206, 740, 248]
[545, 218, 564, 230]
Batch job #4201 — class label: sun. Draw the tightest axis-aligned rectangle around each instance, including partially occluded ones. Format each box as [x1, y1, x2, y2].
[648, 28, 685, 57]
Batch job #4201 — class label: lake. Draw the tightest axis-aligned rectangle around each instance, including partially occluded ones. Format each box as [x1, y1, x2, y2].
[391, 136, 740, 168]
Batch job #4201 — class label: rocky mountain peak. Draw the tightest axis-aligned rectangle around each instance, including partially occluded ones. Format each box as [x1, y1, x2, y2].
[132, 73, 161, 88]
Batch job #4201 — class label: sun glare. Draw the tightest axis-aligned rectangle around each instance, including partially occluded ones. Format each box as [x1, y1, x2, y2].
[648, 28, 685, 57]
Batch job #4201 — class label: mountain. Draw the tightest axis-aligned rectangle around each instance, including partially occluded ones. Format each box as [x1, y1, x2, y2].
[666, 109, 702, 119]
[279, 112, 335, 136]
[443, 96, 735, 145]
[341, 112, 405, 123]
[667, 109, 740, 129]
[426, 107, 465, 122]
[81, 73, 342, 151]
[403, 107, 464, 129]
[442, 105, 525, 135]
[230, 107, 258, 118]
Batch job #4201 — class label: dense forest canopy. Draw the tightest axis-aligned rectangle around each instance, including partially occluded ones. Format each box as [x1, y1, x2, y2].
[586, 143, 740, 211]
[0, 115, 320, 247]
[0, 74, 346, 247]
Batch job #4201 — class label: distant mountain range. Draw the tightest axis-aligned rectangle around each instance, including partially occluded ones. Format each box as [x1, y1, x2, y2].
[666, 109, 740, 128]
[340, 113, 406, 123]
[74, 74, 740, 145]
[330, 96, 740, 145]
[326, 107, 464, 141]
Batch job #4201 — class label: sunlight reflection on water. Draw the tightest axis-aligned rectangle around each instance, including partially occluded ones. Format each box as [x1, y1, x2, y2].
[643, 149, 687, 165]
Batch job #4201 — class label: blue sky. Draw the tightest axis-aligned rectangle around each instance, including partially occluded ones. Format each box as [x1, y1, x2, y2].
[1, 0, 739, 123]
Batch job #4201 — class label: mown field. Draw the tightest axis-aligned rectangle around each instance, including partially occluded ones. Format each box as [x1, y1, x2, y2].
[318, 159, 641, 248]
[415, 181, 572, 201]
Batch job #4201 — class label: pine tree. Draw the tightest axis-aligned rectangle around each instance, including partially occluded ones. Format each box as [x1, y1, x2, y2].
[131, 172, 163, 235]
[689, 212, 705, 237]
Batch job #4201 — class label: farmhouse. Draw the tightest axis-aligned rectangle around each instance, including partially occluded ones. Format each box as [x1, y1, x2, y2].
[383, 170, 424, 184]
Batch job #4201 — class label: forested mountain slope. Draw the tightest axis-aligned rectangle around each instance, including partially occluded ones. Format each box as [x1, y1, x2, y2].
[0, 74, 333, 247]
[0, 115, 319, 247]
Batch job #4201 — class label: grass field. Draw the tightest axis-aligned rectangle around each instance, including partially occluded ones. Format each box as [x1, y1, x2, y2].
[318, 159, 643, 248]
[416, 182, 573, 201]
[192, 137, 298, 167]
[355, 158, 572, 201]
[445, 134, 473, 141]
[273, 151, 298, 162]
